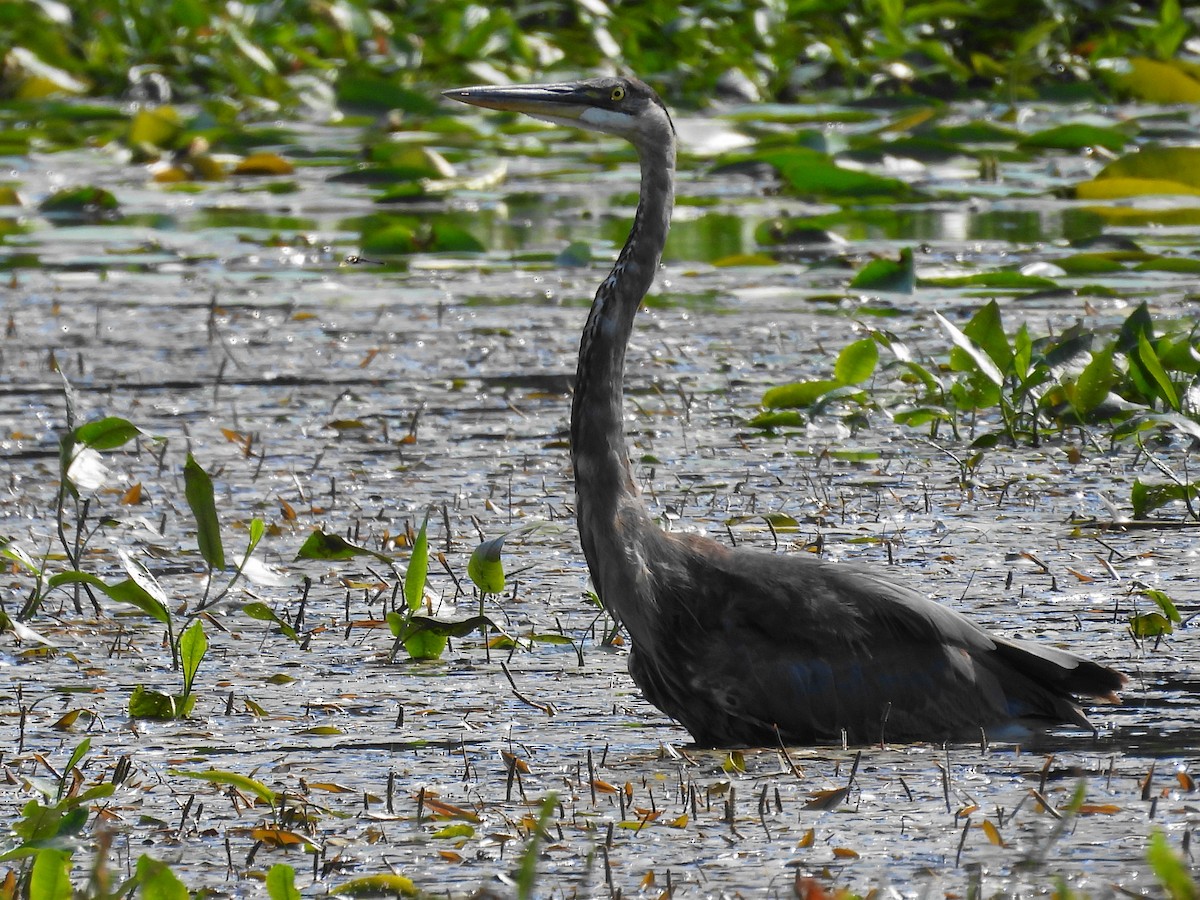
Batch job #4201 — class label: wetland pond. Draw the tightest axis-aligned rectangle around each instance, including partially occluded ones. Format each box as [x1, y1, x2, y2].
[2, 94, 1200, 897]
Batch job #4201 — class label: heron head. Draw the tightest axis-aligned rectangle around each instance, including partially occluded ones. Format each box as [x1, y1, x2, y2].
[443, 76, 675, 152]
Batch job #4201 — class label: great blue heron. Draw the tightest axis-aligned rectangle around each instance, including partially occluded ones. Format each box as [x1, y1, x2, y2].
[444, 76, 1125, 746]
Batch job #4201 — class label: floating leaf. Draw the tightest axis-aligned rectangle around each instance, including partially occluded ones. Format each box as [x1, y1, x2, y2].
[1106, 57, 1200, 104]
[556, 241, 592, 267]
[1129, 612, 1173, 638]
[129, 685, 192, 720]
[1019, 124, 1129, 153]
[295, 530, 392, 563]
[128, 107, 184, 150]
[243, 602, 299, 641]
[39, 186, 119, 216]
[169, 768, 277, 805]
[849, 248, 914, 293]
[432, 824, 475, 840]
[922, 271, 1057, 289]
[761, 379, 840, 409]
[233, 153, 295, 176]
[804, 787, 849, 810]
[330, 874, 418, 897]
[748, 149, 911, 200]
[403, 629, 447, 661]
[252, 827, 315, 848]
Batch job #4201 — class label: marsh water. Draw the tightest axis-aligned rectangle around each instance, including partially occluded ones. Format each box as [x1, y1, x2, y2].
[2, 98, 1199, 896]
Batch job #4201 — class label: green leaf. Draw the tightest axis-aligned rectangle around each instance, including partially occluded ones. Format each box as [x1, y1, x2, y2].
[921, 272, 1057, 289]
[29, 848, 72, 900]
[960, 301, 1012, 375]
[0, 536, 41, 575]
[295, 530, 392, 563]
[1117, 302, 1155, 353]
[1019, 124, 1129, 153]
[1136, 331, 1180, 410]
[1129, 612, 1173, 638]
[184, 454, 225, 570]
[128, 106, 184, 150]
[515, 793, 557, 900]
[129, 685, 188, 720]
[180, 620, 208, 698]
[761, 379, 840, 409]
[246, 517, 265, 557]
[1108, 57, 1200, 104]
[266, 864, 301, 900]
[397, 615, 496, 641]
[745, 410, 805, 429]
[1141, 589, 1182, 624]
[1131, 479, 1198, 519]
[848, 248, 915, 292]
[63, 738, 90, 779]
[404, 513, 430, 613]
[242, 603, 299, 641]
[935, 311, 1004, 385]
[48, 571, 170, 625]
[432, 823, 475, 839]
[1073, 345, 1118, 416]
[136, 854, 190, 900]
[74, 416, 141, 450]
[833, 338, 879, 386]
[403, 629, 448, 660]
[169, 768, 278, 805]
[1147, 829, 1197, 900]
[330, 874, 418, 897]
[39, 186, 119, 216]
[468, 536, 506, 594]
[753, 149, 911, 200]
[429, 222, 485, 253]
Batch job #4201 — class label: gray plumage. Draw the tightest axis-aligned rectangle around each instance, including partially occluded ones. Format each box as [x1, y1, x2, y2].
[445, 76, 1125, 746]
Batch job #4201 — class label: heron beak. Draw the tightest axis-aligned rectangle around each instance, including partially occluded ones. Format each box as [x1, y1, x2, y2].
[442, 83, 590, 122]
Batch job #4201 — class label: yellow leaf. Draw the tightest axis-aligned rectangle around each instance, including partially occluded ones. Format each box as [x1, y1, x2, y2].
[668, 814, 688, 828]
[1111, 57, 1200, 104]
[1076, 177, 1200, 200]
[981, 819, 1004, 846]
[233, 152, 296, 176]
[251, 826, 314, 847]
[307, 782, 356, 793]
[797, 827, 816, 848]
[832, 847, 859, 859]
[121, 483, 144, 505]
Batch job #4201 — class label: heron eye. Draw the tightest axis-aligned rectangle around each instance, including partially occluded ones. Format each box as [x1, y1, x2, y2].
[610, 86, 626, 102]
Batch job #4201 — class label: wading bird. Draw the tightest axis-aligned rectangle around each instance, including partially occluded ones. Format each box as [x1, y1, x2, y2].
[444, 77, 1125, 746]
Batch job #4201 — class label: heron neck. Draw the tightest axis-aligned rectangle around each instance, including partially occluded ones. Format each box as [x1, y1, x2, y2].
[570, 136, 676, 546]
